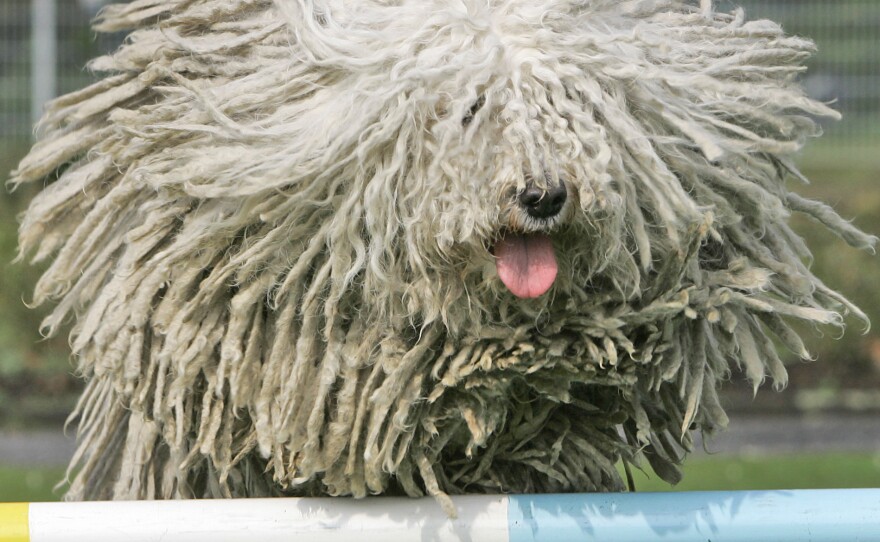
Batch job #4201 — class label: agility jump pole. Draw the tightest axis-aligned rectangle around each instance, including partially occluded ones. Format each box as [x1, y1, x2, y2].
[2, 489, 879, 542]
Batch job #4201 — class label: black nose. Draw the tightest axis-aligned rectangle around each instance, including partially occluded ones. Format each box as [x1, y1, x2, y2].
[518, 183, 567, 219]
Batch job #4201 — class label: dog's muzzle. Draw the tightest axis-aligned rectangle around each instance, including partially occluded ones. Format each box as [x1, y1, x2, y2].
[490, 181, 566, 299]
[518, 181, 567, 219]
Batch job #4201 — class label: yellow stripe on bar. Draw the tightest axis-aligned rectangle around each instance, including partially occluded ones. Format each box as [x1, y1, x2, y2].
[0, 503, 29, 542]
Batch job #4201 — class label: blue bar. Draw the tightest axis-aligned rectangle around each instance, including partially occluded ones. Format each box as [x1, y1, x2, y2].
[508, 489, 880, 542]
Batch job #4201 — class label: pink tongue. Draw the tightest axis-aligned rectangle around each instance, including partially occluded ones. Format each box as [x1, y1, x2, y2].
[494, 233, 558, 299]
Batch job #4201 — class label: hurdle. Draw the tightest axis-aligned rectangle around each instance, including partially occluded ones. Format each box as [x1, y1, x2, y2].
[2, 489, 879, 542]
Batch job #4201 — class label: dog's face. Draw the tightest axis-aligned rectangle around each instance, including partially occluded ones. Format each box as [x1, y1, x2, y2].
[262, 0, 758, 335]
[250, 1, 666, 332]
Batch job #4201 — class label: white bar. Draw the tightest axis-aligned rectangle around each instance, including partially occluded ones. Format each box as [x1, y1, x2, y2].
[22, 490, 880, 542]
[29, 496, 510, 542]
[31, 0, 57, 126]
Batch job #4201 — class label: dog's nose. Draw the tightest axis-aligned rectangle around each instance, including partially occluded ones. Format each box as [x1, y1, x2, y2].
[518, 183, 567, 219]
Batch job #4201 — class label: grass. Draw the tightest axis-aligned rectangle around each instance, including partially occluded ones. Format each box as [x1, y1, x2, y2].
[628, 452, 880, 493]
[0, 466, 66, 502]
[2, 453, 879, 502]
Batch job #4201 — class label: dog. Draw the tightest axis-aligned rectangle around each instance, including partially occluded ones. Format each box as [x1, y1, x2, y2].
[11, 0, 875, 512]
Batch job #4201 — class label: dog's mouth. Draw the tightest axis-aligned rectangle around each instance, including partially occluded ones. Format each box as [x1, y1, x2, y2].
[493, 231, 558, 299]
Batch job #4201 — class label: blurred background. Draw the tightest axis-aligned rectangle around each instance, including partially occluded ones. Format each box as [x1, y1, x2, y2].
[0, 0, 879, 501]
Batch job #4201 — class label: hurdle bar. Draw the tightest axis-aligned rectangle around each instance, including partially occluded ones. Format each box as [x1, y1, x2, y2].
[2, 489, 879, 542]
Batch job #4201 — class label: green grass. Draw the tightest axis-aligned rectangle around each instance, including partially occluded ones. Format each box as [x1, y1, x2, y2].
[0, 466, 66, 502]
[627, 452, 880, 493]
[2, 453, 879, 502]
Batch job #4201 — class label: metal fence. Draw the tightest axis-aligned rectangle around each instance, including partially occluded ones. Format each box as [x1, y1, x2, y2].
[1, 0, 121, 160]
[732, 0, 880, 147]
[1, 0, 879, 164]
